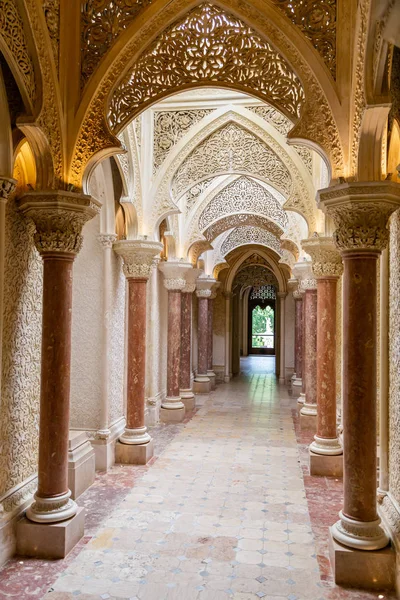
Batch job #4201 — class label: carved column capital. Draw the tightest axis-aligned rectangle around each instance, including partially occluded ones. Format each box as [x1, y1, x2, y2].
[0, 177, 16, 201]
[98, 233, 117, 249]
[196, 277, 216, 298]
[292, 260, 317, 291]
[196, 289, 212, 299]
[182, 267, 201, 293]
[302, 235, 343, 279]
[18, 191, 101, 256]
[318, 181, 400, 254]
[114, 239, 163, 280]
[159, 260, 192, 291]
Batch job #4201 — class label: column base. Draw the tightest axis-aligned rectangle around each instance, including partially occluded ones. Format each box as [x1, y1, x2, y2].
[328, 528, 395, 590]
[207, 370, 216, 390]
[300, 413, 317, 430]
[310, 435, 342, 456]
[115, 439, 154, 465]
[297, 392, 305, 405]
[292, 377, 302, 389]
[278, 376, 285, 385]
[193, 375, 211, 394]
[332, 510, 390, 551]
[68, 431, 95, 500]
[179, 389, 196, 411]
[160, 406, 185, 423]
[26, 490, 77, 523]
[161, 396, 185, 410]
[300, 401, 317, 417]
[17, 507, 85, 559]
[119, 426, 151, 445]
[309, 450, 343, 477]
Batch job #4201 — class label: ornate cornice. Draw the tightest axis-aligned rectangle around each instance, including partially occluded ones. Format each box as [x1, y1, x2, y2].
[302, 235, 343, 279]
[318, 182, 400, 253]
[113, 239, 163, 279]
[17, 191, 101, 256]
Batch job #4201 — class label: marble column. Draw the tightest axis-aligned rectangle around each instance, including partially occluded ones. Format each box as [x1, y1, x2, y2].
[194, 277, 216, 393]
[298, 261, 317, 425]
[288, 276, 303, 394]
[378, 247, 389, 498]
[159, 261, 192, 422]
[180, 268, 200, 411]
[224, 291, 233, 382]
[207, 287, 218, 390]
[303, 236, 343, 476]
[277, 292, 287, 384]
[18, 191, 100, 527]
[113, 240, 162, 464]
[319, 181, 400, 559]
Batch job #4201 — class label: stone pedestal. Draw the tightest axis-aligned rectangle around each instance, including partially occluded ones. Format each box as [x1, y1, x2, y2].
[309, 450, 343, 477]
[159, 261, 192, 421]
[114, 240, 162, 462]
[17, 508, 85, 559]
[328, 530, 395, 591]
[115, 439, 154, 465]
[319, 181, 400, 563]
[68, 431, 95, 499]
[16, 191, 99, 541]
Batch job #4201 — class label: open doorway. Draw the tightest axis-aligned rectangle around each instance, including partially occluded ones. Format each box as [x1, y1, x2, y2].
[248, 285, 276, 355]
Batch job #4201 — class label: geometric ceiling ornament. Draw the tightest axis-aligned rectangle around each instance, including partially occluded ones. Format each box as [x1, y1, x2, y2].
[271, 0, 337, 78]
[171, 123, 292, 200]
[198, 177, 288, 232]
[108, 3, 306, 131]
[220, 226, 283, 257]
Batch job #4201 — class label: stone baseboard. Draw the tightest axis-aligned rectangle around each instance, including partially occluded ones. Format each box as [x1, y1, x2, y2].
[16, 507, 85, 559]
[68, 431, 96, 499]
[328, 529, 395, 590]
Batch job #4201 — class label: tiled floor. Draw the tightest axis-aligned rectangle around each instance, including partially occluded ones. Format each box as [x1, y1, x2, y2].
[0, 356, 395, 600]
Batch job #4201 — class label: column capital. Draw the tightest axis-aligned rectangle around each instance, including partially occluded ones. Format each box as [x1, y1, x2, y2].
[17, 190, 101, 256]
[114, 239, 163, 280]
[318, 181, 400, 254]
[302, 235, 343, 279]
[98, 233, 117, 249]
[159, 260, 192, 291]
[0, 177, 16, 201]
[182, 267, 201, 293]
[293, 259, 317, 291]
[196, 277, 216, 298]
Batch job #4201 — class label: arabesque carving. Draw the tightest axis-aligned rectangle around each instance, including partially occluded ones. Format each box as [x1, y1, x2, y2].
[272, 0, 337, 78]
[221, 226, 282, 257]
[0, 0, 36, 102]
[172, 123, 292, 200]
[198, 176, 288, 233]
[43, 0, 59, 69]
[302, 235, 343, 278]
[204, 213, 284, 242]
[246, 105, 292, 135]
[153, 109, 213, 172]
[184, 178, 215, 215]
[108, 3, 305, 130]
[113, 239, 163, 279]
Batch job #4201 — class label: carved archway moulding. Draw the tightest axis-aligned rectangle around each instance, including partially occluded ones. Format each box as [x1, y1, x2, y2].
[69, 0, 345, 190]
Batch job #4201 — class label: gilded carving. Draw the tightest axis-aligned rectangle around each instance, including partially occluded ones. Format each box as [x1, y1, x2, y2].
[108, 3, 306, 131]
[43, 0, 59, 69]
[272, 0, 337, 78]
[246, 105, 292, 136]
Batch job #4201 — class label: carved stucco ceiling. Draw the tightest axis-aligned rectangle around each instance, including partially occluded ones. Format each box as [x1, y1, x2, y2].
[171, 122, 292, 200]
[234, 264, 278, 287]
[220, 226, 282, 257]
[198, 176, 288, 233]
[204, 213, 284, 242]
[108, 3, 306, 130]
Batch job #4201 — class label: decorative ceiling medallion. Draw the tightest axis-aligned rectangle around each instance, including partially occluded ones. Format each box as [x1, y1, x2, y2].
[272, 0, 337, 78]
[81, 0, 153, 87]
[221, 226, 282, 257]
[108, 3, 305, 130]
[171, 123, 292, 200]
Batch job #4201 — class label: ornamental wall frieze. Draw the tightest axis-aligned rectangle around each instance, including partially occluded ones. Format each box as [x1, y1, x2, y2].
[108, 3, 305, 131]
[220, 226, 282, 258]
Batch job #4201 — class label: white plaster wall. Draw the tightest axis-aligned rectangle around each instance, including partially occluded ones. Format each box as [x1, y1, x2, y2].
[285, 293, 295, 375]
[70, 215, 103, 430]
[108, 251, 125, 426]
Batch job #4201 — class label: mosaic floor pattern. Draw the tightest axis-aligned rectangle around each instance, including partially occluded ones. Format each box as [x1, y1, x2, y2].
[0, 357, 394, 600]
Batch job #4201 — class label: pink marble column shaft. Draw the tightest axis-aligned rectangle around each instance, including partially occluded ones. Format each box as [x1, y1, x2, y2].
[301, 288, 317, 413]
[294, 297, 303, 379]
[316, 278, 337, 440]
[198, 296, 209, 376]
[342, 252, 378, 523]
[126, 278, 147, 430]
[180, 291, 192, 390]
[207, 298, 214, 371]
[167, 290, 182, 398]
